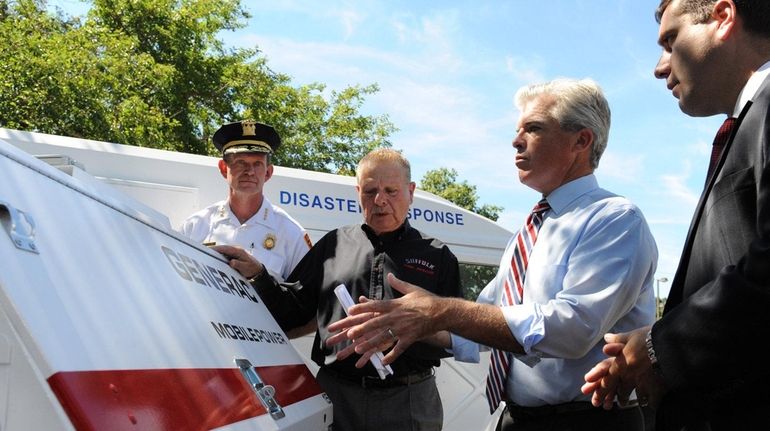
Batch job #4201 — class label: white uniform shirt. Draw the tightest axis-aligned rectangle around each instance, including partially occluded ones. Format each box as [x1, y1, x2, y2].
[180, 197, 311, 281]
[452, 175, 657, 406]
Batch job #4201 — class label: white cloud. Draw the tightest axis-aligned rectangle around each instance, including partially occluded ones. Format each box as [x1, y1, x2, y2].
[687, 137, 711, 157]
[391, 10, 457, 43]
[375, 81, 477, 133]
[660, 172, 700, 208]
[596, 151, 644, 182]
[388, 10, 464, 74]
[333, 9, 365, 40]
[236, 24, 524, 205]
[505, 55, 546, 86]
[239, 36, 401, 87]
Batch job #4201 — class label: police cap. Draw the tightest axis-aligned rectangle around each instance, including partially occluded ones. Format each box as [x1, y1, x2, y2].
[212, 120, 281, 156]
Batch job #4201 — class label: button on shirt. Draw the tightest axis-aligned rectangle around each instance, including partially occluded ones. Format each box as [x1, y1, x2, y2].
[180, 197, 310, 281]
[452, 174, 657, 406]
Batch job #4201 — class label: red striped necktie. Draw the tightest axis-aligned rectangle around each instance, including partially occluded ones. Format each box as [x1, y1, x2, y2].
[705, 117, 737, 184]
[485, 198, 550, 413]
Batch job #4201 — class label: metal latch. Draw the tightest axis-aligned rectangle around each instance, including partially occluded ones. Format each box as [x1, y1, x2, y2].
[0, 201, 38, 254]
[234, 358, 286, 420]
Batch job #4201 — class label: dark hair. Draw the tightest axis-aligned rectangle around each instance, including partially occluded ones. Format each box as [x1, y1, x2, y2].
[656, 0, 770, 38]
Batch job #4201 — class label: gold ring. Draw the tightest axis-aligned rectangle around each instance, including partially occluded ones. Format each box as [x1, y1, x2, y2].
[387, 328, 397, 342]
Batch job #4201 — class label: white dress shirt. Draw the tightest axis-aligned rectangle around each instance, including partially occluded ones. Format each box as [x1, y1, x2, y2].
[452, 174, 657, 406]
[733, 60, 770, 117]
[180, 197, 311, 281]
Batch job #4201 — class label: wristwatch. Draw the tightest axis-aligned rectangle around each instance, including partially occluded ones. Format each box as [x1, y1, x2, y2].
[645, 329, 663, 377]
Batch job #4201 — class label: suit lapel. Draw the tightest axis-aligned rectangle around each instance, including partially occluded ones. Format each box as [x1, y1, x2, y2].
[664, 102, 752, 311]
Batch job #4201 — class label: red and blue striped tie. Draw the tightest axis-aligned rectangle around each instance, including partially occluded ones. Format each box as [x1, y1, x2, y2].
[485, 198, 550, 413]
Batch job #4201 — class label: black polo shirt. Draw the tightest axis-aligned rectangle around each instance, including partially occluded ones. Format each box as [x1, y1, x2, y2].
[253, 221, 462, 378]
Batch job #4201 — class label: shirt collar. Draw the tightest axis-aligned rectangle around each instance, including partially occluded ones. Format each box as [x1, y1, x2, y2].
[255, 196, 274, 226]
[212, 200, 232, 223]
[362, 219, 410, 243]
[216, 197, 273, 226]
[543, 174, 599, 216]
[733, 60, 770, 117]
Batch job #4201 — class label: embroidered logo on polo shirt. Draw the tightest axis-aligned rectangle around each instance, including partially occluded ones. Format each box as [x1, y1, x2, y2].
[403, 258, 436, 275]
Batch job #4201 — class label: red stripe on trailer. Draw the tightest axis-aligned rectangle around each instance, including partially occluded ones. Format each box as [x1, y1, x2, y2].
[48, 365, 322, 430]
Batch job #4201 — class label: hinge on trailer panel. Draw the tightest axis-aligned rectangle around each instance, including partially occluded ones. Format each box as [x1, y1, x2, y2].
[0, 201, 39, 254]
[234, 358, 286, 420]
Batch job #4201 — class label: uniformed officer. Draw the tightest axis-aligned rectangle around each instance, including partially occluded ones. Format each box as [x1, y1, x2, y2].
[180, 120, 312, 281]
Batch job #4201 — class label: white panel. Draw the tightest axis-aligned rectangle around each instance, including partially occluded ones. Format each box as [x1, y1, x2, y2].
[98, 176, 198, 231]
[0, 138, 332, 430]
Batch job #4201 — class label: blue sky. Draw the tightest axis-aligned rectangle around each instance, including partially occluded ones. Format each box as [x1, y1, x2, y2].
[50, 0, 728, 298]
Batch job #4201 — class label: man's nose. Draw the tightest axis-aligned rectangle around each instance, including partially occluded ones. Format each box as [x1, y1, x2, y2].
[374, 192, 387, 205]
[654, 51, 670, 80]
[512, 131, 525, 151]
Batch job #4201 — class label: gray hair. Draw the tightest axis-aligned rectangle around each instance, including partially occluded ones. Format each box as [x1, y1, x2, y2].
[223, 152, 272, 165]
[515, 78, 611, 169]
[356, 148, 411, 183]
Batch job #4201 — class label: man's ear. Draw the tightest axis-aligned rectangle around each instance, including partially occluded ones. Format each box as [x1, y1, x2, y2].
[264, 164, 274, 182]
[218, 159, 228, 179]
[574, 128, 594, 153]
[713, 0, 737, 41]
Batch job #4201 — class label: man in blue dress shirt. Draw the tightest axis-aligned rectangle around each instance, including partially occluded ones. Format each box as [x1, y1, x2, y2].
[328, 78, 658, 431]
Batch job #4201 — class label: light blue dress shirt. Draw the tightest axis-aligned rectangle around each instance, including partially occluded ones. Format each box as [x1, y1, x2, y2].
[452, 174, 657, 407]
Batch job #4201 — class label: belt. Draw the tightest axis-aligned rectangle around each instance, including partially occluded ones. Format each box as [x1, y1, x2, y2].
[322, 367, 434, 389]
[505, 401, 596, 420]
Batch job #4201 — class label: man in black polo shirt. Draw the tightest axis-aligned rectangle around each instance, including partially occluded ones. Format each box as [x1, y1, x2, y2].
[215, 148, 461, 431]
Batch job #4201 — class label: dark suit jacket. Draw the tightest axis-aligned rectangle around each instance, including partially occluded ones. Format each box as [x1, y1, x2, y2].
[654, 74, 770, 430]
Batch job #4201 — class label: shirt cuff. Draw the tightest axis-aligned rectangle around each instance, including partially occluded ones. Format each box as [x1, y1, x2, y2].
[502, 302, 545, 354]
[448, 333, 481, 363]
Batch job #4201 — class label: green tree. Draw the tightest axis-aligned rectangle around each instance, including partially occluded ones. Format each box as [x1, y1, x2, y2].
[420, 167, 503, 221]
[0, 0, 395, 174]
[419, 167, 504, 299]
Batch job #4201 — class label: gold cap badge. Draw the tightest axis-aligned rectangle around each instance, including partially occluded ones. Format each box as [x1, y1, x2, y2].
[242, 120, 257, 136]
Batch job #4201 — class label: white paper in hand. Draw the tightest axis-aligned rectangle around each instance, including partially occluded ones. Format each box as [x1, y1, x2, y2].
[334, 284, 394, 379]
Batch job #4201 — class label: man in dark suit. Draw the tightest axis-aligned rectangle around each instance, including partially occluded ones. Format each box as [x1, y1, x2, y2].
[582, 0, 770, 429]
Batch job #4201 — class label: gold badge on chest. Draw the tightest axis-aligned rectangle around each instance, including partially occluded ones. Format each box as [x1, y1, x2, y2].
[263, 233, 276, 250]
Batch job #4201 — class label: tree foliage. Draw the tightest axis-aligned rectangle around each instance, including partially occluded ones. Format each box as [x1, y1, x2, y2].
[419, 167, 504, 299]
[0, 0, 395, 173]
[420, 167, 503, 221]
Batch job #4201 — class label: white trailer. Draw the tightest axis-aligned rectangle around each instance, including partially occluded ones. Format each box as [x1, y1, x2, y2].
[0, 134, 333, 430]
[1, 128, 512, 430]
